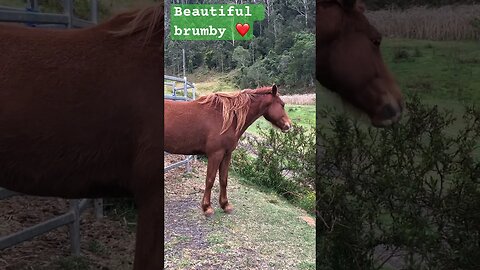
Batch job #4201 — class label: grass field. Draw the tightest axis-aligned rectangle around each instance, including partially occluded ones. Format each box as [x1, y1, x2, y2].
[383, 39, 480, 103]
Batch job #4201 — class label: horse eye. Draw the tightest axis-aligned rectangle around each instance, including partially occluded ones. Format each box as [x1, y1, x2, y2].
[372, 38, 381, 47]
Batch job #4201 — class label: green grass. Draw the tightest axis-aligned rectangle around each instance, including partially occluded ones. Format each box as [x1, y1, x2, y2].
[382, 39, 480, 139]
[382, 39, 480, 101]
[218, 175, 315, 269]
[165, 172, 316, 269]
[381, 39, 480, 108]
[0, 0, 24, 8]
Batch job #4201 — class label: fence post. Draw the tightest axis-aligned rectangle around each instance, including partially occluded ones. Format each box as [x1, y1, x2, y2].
[183, 76, 188, 98]
[90, 0, 98, 24]
[69, 200, 81, 255]
[186, 156, 192, 173]
[63, 0, 73, 28]
[192, 83, 196, 100]
[94, 199, 103, 219]
[29, 0, 38, 11]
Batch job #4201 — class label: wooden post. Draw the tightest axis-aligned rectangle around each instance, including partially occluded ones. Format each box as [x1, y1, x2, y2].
[69, 200, 81, 255]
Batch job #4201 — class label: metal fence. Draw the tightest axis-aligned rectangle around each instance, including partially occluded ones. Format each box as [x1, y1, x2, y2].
[164, 75, 197, 172]
[0, 191, 103, 255]
[0, 0, 98, 28]
[0, 0, 100, 256]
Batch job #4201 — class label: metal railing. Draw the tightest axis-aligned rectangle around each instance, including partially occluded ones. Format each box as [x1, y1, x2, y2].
[164, 75, 197, 173]
[0, 189, 103, 255]
[0, 0, 98, 28]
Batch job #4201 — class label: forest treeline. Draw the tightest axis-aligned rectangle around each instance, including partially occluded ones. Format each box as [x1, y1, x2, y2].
[165, 0, 315, 94]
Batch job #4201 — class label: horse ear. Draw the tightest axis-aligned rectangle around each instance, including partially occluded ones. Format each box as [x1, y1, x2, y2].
[336, 0, 356, 9]
[271, 84, 278, 95]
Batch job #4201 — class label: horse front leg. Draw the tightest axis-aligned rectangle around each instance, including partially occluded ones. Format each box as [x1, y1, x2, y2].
[130, 137, 163, 270]
[134, 194, 163, 270]
[202, 151, 224, 217]
[219, 152, 233, 213]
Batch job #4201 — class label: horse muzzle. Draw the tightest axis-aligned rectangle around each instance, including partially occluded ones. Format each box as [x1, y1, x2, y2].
[281, 123, 292, 133]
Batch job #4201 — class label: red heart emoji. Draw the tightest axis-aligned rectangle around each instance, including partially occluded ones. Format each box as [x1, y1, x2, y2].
[236, 23, 250, 37]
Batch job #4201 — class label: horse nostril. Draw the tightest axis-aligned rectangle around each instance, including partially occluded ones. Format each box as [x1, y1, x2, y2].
[381, 104, 397, 120]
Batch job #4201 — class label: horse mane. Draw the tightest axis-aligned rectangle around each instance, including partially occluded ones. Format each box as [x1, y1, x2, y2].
[107, 4, 164, 42]
[198, 87, 274, 135]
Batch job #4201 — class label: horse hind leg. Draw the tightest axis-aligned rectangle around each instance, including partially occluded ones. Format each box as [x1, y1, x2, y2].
[219, 152, 233, 213]
[202, 151, 224, 217]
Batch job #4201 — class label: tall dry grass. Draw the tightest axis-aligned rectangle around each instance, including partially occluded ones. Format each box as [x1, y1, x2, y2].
[367, 5, 480, 40]
[280, 94, 316, 105]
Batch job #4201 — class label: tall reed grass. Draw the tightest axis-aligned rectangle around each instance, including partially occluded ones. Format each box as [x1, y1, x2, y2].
[367, 5, 480, 40]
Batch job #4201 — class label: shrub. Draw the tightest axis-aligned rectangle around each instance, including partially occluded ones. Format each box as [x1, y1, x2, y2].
[232, 125, 316, 212]
[316, 97, 480, 269]
[393, 48, 411, 62]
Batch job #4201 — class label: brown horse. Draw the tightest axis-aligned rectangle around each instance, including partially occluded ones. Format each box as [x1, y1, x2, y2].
[317, 0, 404, 127]
[0, 5, 163, 270]
[165, 85, 292, 216]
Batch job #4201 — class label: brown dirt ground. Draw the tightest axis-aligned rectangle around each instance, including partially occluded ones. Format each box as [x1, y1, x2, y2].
[0, 195, 136, 270]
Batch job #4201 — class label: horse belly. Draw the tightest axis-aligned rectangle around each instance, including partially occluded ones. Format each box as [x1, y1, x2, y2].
[0, 79, 134, 198]
[0, 126, 133, 198]
[164, 102, 209, 155]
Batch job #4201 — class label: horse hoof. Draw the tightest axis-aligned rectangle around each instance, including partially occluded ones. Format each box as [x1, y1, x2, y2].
[223, 204, 234, 214]
[204, 207, 214, 217]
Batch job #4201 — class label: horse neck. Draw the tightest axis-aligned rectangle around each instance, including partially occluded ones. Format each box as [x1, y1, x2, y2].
[96, 8, 164, 46]
[236, 96, 269, 139]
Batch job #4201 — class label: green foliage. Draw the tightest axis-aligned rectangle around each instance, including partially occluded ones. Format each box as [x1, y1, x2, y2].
[232, 46, 252, 68]
[232, 125, 315, 212]
[471, 17, 480, 32]
[232, 32, 315, 92]
[285, 32, 315, 86]
[316, 97, 480, 269]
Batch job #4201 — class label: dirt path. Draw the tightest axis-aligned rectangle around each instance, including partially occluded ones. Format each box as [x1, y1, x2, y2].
[164, 158, 315, 270]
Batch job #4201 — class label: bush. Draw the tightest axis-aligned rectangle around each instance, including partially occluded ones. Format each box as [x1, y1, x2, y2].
[232, 125, 315, 212]
[316, 97, 480, 269]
